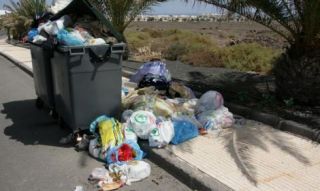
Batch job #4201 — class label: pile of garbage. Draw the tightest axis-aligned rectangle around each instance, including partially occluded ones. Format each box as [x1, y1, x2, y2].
[75, 61, 234, 190]
[27, 1, 116, 46]
[28, 14, 114, 46]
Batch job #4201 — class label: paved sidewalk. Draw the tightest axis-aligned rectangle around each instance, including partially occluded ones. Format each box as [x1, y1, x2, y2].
[1, 37, 320, 191]
[0, 36, 32, 71]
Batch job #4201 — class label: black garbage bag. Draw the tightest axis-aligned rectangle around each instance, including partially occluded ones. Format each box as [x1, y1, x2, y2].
[138, 73, 170, 91]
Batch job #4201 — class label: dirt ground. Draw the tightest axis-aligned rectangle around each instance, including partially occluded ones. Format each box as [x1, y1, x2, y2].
[128, 21, 286, 49]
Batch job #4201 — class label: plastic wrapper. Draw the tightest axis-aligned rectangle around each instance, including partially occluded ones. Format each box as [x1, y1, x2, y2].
[106, 141, 144, 164]
[195, 90, 224, 114]
[89, 167, 109, 180]
[127, 95, 176, 117]
[171, 117, 199, 145]
[130, 61, 171, 84]
[169, 82, 195, 99]
[149, 120, 175, 148]
[197, 106, 234, 130]
[127, 110, 156, 140]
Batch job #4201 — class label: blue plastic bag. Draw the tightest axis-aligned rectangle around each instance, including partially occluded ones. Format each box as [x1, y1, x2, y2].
[171, 117, 199, 145]
[28, 28, 38, 42]
[130, 61, 171, 84]
[106, 140, 144, 165]
[57, 29, 84, 46]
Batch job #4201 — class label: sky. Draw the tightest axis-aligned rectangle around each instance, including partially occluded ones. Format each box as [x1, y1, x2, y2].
[0, 0, 218, 15]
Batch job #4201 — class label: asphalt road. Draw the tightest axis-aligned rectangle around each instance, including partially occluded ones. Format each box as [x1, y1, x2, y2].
[0, 56, 191, 191]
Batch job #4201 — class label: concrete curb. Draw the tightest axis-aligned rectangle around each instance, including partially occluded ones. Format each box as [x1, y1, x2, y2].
[0, 51, 33, 77]
[122, 69, 320, 143]
[225, 103, 320, 142]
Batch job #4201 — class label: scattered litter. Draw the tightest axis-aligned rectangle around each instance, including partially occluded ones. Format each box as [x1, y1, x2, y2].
[73, 185, 84, 191]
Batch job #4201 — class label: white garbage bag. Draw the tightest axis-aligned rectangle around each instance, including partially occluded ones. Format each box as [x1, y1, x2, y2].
[149, 120, 174, 148]
[108, 161, 151, 185]
[128, 110, 157, 140]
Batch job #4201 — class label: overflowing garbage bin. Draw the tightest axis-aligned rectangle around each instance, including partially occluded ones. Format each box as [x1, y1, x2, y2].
[30, 43, 55, 110]
[49, 0, 125, 130]
[29, 0, 126, 131]
[51, 43, 125, 130]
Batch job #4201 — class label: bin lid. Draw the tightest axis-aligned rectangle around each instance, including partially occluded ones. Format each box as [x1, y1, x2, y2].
[50, 0, 124, 42]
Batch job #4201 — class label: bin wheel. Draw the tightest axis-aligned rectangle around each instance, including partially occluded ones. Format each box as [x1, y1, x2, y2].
[35, 98, 44, 109]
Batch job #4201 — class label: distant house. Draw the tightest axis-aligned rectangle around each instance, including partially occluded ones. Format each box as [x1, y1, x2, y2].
[0, 10, 11, 16]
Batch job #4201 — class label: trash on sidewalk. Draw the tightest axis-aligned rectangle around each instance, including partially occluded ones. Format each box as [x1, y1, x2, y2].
[195, 90, 224, 114]
[127, 110, 157, 140]
[130, 61, 171, 85]
[149, 120, 175, 148]
[88, 160, 151, 190]
[197, 106, 234, 131]
[171, 117, 199, 145]
[106, 141, 144, 164]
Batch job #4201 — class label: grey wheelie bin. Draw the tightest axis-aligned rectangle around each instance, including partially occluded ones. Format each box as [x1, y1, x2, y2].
[30, 43, 55, 110]
[49, 0, 126, 131]
[51, 44, 125, 130]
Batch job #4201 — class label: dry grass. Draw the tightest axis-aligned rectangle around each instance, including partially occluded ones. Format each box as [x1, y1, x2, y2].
[125, 28, 282, 73]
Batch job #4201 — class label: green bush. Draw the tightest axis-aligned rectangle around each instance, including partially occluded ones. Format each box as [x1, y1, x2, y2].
[219, 43, 281, 73]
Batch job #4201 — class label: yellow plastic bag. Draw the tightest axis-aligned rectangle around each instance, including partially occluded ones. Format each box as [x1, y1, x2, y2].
[90, 115, 124, 151]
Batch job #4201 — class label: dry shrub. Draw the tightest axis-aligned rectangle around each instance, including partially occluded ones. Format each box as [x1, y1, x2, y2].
[181, 50, 224, 67]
